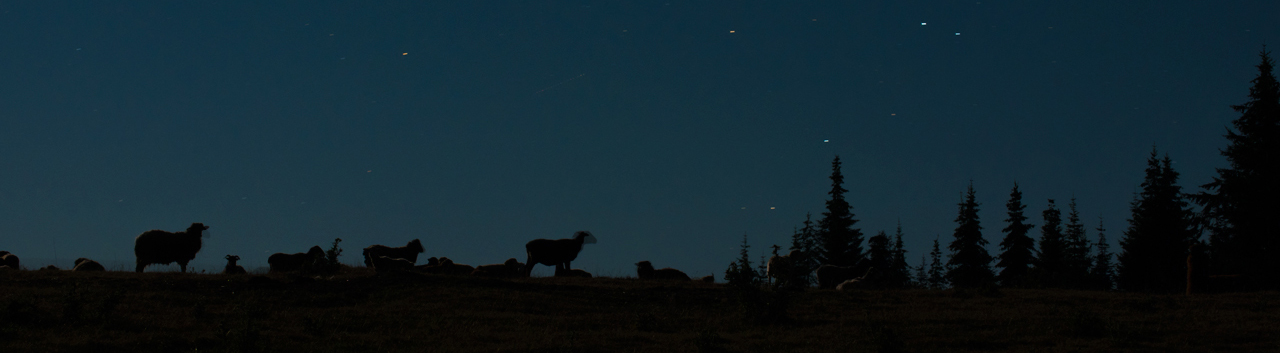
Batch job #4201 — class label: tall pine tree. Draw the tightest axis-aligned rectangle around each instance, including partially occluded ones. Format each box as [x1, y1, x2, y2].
[1089, 218, 1115, 290]
[996, 183, 1037, 287]
[1191, 48, 1280, 287]
[788, 213, 820, 287]
[1118, 150, 1200, 293]
[1063, 198, 1093, 288]
[818, 156, 864, 267]
[1035, 199, 1066, 287]
[946, 182, 994, 288]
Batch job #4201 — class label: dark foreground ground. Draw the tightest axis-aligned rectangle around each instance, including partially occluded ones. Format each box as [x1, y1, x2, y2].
[1, 268, 1277, 353]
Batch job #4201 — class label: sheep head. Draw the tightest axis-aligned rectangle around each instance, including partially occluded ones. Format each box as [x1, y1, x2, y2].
[575, 231, 597, 244]
[187, 223, 210, 239]
[408, 239, 425, 253]
[635, 261, 654, 271]
[225, 255, 240, 261]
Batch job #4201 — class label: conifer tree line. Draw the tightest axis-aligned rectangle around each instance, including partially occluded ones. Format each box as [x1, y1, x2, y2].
[727, 48, 1278, 293]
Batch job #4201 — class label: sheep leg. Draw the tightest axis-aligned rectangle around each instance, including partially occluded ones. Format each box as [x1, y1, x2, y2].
[136, 261, 146, 273]
[179, 261, 188, 273]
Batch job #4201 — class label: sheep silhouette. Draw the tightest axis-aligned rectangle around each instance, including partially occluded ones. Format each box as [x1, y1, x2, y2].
[0, 251, 18, 270]
[268, 246, 325, 273]
[524, 231, 597, 277]
[134, 223, 209, 273]
[635, 261, 691, 281]
[363, 239, 425, 267]
[72, 258, 105, 272]
[223, 255, 247, 275]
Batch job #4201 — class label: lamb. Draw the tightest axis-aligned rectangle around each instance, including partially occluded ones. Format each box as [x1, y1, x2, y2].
[268, 246, 325, 273]
[0, 251, 18, 270]
[816, 262, 873, 289]
[223, 255, 247, 275]
[836, 267, 876, 291]
[362, 239, 425, 267]
[635, 261, 691, 281]
[72, 258, 105, 272]
[134, 222, 209, 273]
[524, 231, 597, 276]
[471, 258, 526, 278]
[370, 256, 415, 272]
[554, 267, 593, 278]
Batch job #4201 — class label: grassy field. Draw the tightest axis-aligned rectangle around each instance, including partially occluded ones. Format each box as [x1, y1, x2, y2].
[2, 268, 1277, 353]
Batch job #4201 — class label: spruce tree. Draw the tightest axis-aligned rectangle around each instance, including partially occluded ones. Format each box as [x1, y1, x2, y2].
[818, 156, 864, 267]
[1191, 48, 1280, 286]
[946, 182, 994, 288]
[788, 213, 820, 287]
[928, 237, 947, 289]
[1063, 198, 1093, 288]
[1035, 199, 1066, 287]
[1118, 150, 1200, 293]
[867, 231, 893, 284]
[725, 233, 761, 288]
[915, 256, 928, 289]
[885, 221, 912, 288]
[1089, 218, 1115, 290]
[996, 183, 1036, 287]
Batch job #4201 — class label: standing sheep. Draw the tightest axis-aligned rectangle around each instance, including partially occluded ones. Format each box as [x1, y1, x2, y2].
[524, 231, 597, 277]
[134, 223, 209, 273]
[268, 246, 325, 273]
[223, 255, 247, 275]
[635, 261, 692, 281]
[362, 239, 425, 267]
[471, 258, 526, 278]
[1, 251, 18, 270]
[72, 258, 106, 272]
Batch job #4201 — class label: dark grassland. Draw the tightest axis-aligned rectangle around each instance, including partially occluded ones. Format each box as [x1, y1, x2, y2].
[1, 269, 1277, 353]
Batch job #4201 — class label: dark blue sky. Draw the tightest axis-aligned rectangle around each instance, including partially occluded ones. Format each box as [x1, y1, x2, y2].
[1, 1, 1275, 276]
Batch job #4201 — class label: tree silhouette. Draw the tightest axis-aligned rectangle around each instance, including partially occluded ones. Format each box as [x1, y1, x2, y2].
[818, 156, 864, 267]
[725, 233, 762, 288]
[1118, 150, 1200, 293]
[1063, 198, 1093, 288]
[1034, 199, 1066, 287]
[946, 182, 994, 288]
[1089, 218, 1115, 290]
[884, 221, 913, 288]
[996, 183, 1036, 287]
[928, 237, 947, 289]
[788, 213, 820, 287]
[1191, 48, 1280, 287]
[867, 231, 893, 284]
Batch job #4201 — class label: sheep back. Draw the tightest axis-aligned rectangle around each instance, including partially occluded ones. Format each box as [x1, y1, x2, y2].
[268, 246, 325, 273]
[72, 258, 106, 272]
[472, 258, 525, 278]
[816, 264, 873, 289]
[371, 256, 415, 272]
[133, 223, 208, 273]
[636, 261, 691, 280]
[554, 267, 593, 278]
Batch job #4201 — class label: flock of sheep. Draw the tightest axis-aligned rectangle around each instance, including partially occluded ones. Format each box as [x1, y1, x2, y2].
[1, 223, 877, 289]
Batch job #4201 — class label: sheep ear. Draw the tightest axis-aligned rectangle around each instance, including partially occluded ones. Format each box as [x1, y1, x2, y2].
[583, 234, 597, 244]
[202, 229, 212, 239]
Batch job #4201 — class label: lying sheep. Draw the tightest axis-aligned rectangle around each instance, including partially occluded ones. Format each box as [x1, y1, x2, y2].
[363, 239, 425, 267]
[419, 257, 474, 275]
[816, 263, 872, 289]
[698, 275, 715, 283]
[525, 231, 597, 277]
[554, 267, 593, 278]
[472, 258, 525, 278]
[635, 261, 691, 281]
[72, 258, 105, 272]
[223, 255, 247, 275]
[0, 251, 18, 270]
[370, 256, 415, 272]
[836, 267, 876, 291]
[268, 246, 324, 273]
[134, 222, 209, 273]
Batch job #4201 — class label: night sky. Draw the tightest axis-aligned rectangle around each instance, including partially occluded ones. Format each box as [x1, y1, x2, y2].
[1, 2, 1276, 277]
